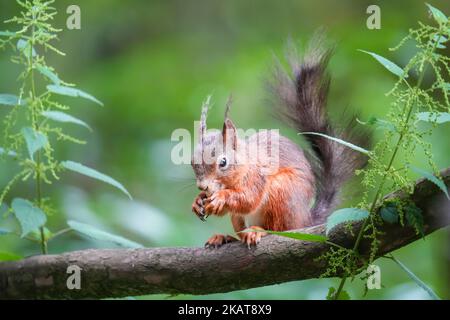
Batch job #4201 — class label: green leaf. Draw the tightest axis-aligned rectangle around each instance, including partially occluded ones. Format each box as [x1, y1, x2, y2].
[0, 147, 17, 157]
[388, 254, 440, 300]
[426, 3, 448, 25]
[357, 117, 396, 132]
[326, 287, 350, 300]
[431, 34, 447, 49]
[326, 208, 369, 235]
[416, 112, 450, 124]
[443, 83, 450, 92]
[21, 127, 48, 161]
[61, 160, 132, 199]
[405, 203, 425, 237]
[28, 227, 53, 242]
[42, 111, 91, 130]
[11, 198, 47, 238]
[379, 203, 399, 224]
[0, 31, 16, 37]
[249, 229, 328, 242]
[358, 49, 406, 78]
[0, 94, 23, 106]
[67, 220, 143, 248]
[36, 65, 60, 85]
[0, 228, 11, 235]
[410, 166, 449, 200]
[0, 251, 22, 262]
[47, 85, 104, 106]
[17, 39, 36, 57]
[299, 132, 369, 154]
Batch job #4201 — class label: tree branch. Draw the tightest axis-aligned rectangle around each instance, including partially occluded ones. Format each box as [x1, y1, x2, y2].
[0, 168, 449, 299]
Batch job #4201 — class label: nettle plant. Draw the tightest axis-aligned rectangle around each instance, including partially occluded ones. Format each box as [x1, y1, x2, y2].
[252, 4, 449, 299]
[0, 0, 141, 258]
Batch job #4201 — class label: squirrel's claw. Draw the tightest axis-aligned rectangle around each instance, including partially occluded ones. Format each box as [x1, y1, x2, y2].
[204, 234, 237, 249]
[192, 191, 208, 221]
[240, 226, 266, 249]
[204, 190, 228, 216]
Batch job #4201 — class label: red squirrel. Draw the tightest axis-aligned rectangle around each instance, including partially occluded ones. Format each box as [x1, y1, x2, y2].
[191, 37, 369, 248]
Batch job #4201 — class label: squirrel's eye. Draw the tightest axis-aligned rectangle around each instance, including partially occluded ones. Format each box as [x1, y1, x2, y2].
[219, 156, 227, 168]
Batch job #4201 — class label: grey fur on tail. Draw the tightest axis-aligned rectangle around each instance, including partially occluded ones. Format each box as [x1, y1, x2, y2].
[270, 35, 371, 224]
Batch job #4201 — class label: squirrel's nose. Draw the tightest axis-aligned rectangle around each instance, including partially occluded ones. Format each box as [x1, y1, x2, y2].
[197, 182, 208, 191]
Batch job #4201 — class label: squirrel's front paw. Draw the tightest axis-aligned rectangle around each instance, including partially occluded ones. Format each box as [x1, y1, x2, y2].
[204, 190, 229, 216]
[192, 191, 208, 221]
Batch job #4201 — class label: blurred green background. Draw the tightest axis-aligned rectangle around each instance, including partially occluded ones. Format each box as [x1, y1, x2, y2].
[0, 0, 449, 299]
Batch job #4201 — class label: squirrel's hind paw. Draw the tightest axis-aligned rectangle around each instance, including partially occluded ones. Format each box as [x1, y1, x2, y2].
[204, 234, 237, 249]
[240, 227, 267, 249]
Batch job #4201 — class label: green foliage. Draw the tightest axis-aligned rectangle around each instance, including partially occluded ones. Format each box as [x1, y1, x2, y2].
[47, 85, 104, 106]
[22, 127, 48, 161]
[42, 111, 92, 131]
[253, 229, 328, 243]
[0, 94, 23, 106]
[358, 50, 406, 78]
[328, 4, 449, 299]
[0, 0, 132, 255]
[326, 287, 350, 300]
[67, 220, 143, 249]
[379, 202, 399, 224]
[0, 251, 23, 261]
[410, 166, 450, 199]
[325, 208, 369, 235]
[416, 112, 450, 124]
[61, 161, 132, 199]
[0, 227, 11, 235]
[299, 132, 369, 154]
[387, 254, 441, 300]
[11, 198, 47, 237]
[405, 203, 424, 237]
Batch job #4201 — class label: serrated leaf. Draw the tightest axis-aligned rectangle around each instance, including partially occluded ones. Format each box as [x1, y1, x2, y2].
[0, 94, 23, 106]
[416, 112, 450, 124]
[17, 39, 36, 57]
[411, 166, 449, 200]
[61, 160, 132, 199]
[36, 65, 60, 85]
[11, 198, 47, 238]
[0, 251, 22, 262]
[68, 220, 143, 248]
[326, 208, 369, 235]
[426, 3, 448, 25]
[249, 229, 328, 242]
[405, 203, 424, 237]
[21, 127, 48, 161]
[358, 49, 407, 78]
[42, 111, 91, 130]
[299, 132, 369, 154]
[326, 287, 351, 300]
[431, 34, 447, 49]
[379, 203, 399, 224]
[47, 84, 103, 106]
[389, 254, 440, 300]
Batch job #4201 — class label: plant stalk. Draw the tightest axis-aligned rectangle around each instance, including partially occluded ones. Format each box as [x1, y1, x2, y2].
[29, 15, 47, 255]
[333, 31, 439, 299]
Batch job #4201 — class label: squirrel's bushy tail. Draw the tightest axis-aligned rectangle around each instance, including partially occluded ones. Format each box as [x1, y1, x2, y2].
[270, 35, 370, 224]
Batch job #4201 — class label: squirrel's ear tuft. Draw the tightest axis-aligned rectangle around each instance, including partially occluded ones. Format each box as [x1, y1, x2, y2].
[222, 118, 237, 151]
